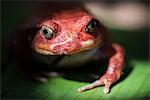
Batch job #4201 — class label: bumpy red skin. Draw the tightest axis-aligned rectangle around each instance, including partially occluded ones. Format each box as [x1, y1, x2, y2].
[32, 9, 125, 94]
[33, 10, 97, 55]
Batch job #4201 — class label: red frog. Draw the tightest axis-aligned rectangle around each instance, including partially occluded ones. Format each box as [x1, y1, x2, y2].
[11, 2, 125, 94]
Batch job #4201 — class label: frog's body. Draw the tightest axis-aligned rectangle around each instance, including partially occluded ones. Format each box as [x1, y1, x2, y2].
[11, 2, 125, 94]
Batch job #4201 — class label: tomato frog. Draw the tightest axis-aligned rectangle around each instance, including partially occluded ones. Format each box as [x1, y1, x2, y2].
[11, 2, 125, 94]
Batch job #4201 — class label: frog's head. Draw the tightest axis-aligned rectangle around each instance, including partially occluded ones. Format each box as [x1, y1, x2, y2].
[32, 9, 104, 55]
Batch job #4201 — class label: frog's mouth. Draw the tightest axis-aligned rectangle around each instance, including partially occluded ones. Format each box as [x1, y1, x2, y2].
[67, 40, 100, 55]
[34, 45, 96, 55]
[34, 46, 57, 55]
[33, 39, 102, 56]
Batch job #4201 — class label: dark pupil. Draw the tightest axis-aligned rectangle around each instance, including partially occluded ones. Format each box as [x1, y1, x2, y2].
[86, 19, 97, 33]
[89, 20, 96, 28]
[43, 29, 48, 35]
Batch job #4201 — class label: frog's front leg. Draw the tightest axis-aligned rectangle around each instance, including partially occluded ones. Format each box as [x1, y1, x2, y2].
[78, 43, 125, 94]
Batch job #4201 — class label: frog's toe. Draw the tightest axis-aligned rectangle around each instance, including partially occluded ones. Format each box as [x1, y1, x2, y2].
[103, 84, 110, 94]
[37, 71, 60, 78]
[44, 71, 60, 77]
[78, 80, 103, 92]
[78, 80, 111, 94]
[35, 76, 48, 83]
[34, 72, 59, 83]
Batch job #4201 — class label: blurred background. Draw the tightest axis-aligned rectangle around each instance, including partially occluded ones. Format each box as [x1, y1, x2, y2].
[1, 0, 149, 99]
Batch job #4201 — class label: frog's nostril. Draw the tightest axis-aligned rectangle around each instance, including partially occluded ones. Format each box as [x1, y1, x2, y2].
[78, 36, 80, 39]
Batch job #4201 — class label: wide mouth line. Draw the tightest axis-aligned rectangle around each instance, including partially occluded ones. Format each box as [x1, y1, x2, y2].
[34, 45, 97, 56]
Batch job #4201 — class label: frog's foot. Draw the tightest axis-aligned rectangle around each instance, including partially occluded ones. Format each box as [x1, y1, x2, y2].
[35, 76, 49, 83]
[78, 43, 125, 94]
[30, 71, 60, 83]
[78, 73, 116, 94]
[42, 71, 60, 77]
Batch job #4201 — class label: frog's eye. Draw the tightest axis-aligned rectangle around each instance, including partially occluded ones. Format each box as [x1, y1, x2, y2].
[85, 19, 97, 34]
[41, 26, 56, 39]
